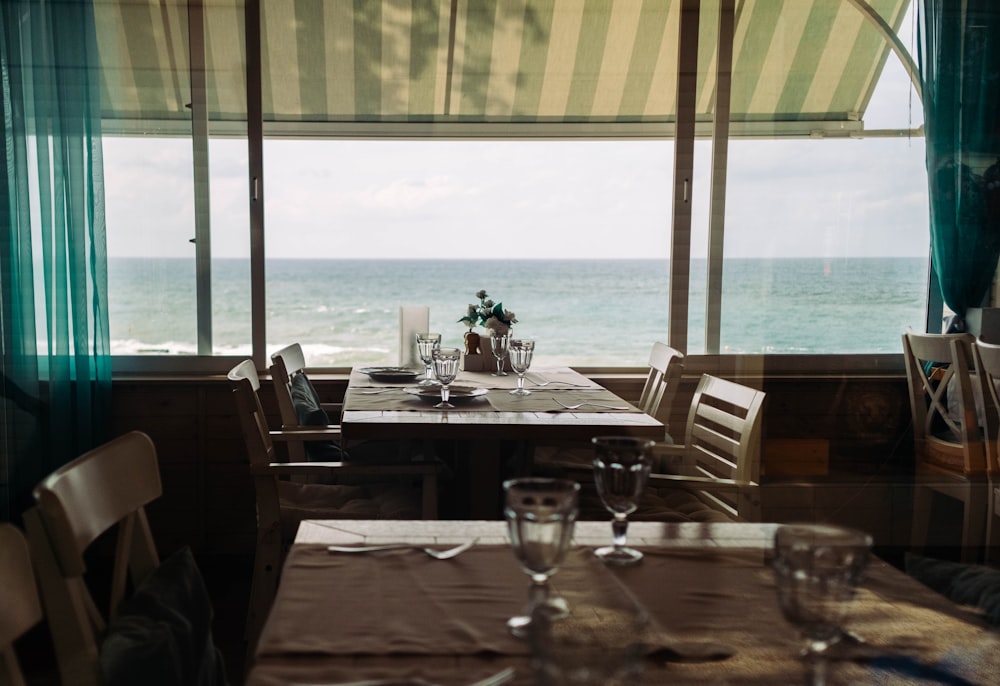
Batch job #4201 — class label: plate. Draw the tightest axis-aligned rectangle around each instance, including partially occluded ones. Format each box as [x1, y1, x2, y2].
[404, 385, 488, 401]
[358, 367, 420, 382]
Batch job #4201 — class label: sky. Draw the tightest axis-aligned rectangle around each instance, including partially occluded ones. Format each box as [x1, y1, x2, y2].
[103, 5, 929, 261]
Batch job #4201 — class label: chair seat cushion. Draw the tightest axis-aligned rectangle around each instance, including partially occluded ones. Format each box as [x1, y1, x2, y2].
[277, 480, 422, 540]
[905, 553, 1000, 626]
[100, 547, 227, 686]
[633, 488, 734, 523]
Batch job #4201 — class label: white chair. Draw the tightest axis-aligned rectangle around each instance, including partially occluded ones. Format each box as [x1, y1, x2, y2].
[228, 359, 438, 655]
[0, 523, 44, 686]
[269, 342, 419, 465]
[23, 431, 226, 686]
[903, 332, 988, 562]
[533, 342, 683, 477]
[637, 374, 766, 522]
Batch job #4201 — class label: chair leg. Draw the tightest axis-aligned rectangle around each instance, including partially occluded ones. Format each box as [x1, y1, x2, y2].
[421, 473, 438, 520]
[910, 484, 934, 556]
[245, 537, 282, 666]
[960, 485, 988, 563]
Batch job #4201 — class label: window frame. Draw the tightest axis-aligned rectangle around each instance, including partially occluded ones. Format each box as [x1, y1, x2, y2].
[108, 0, 931, 377]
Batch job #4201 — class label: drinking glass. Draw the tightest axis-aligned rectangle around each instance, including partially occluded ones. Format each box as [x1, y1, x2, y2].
[415, 332, 441, 387]
[431, 347, 461, 408]
[504, 477, 579, 638]
[490, 332, 510, 376]
[772, 524, 872, 686]
[508, 339, 535, 395]
[592, 437, 654, 565]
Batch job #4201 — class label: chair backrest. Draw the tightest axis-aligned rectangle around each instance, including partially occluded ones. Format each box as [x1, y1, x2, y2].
[229, 359, 283, 474]
[678, 374, 766, 518]
[972, 338, 1000, 480]
[0, 524, 44, 686]
[638, 342, 684, 426]
[902, 331, 986, 475]
[270, 342, 339, 462]
[23, 431, 163, 686]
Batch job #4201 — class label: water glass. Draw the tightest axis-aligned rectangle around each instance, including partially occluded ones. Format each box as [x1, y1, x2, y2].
[508, 339, 535, 395]
[772, 524, 872, 685]
[415, 332, 441, 387]
[592, 437, 653, 565]
[431, 347, 461, 408]
[504, 477, 579, 638]
[490, 332, 510, 376]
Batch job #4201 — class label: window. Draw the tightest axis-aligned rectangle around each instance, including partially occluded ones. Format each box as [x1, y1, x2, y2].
[99, 0, 927, 370]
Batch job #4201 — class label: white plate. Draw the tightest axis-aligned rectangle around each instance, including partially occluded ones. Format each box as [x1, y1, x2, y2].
[404, 385, 488, 401]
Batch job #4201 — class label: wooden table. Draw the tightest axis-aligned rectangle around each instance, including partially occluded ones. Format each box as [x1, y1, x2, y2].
[342, 367, 664, 517]
[247, 520, 1000, 685]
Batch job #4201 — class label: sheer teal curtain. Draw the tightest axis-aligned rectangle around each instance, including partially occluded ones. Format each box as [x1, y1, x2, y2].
[1, 0, 111, 520]
[919, 0, 1000, 332]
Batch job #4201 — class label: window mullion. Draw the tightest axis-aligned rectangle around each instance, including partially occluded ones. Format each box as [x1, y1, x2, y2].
[669, 0, 700, 354]
[705, 0, 735, 354]
[189, 0, 212, 354]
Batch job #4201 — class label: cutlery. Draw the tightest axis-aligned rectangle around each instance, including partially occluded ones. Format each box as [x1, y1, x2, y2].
[469, 667, 516, 686]
[327, 538, 478, 560]
[553, 398, 628, 411]
[528, 374, 592, 388]
[357, 388, 398, 394]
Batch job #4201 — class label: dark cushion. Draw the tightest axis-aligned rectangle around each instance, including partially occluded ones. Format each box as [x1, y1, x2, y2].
[289, 372, 348, 461]
[101, 546, 228, 686]
[905, 552, 1000, 626]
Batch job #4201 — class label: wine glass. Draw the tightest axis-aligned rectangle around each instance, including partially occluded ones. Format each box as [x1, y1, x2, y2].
[592, 437, 654, 565]
[508, 338, 535, 395]
[490, 332, 510, 376]
[504, 477, 579, 638]
[772, 524, 872, 686]
[415, 332, 441, 387]
[431, 347, 461, 409]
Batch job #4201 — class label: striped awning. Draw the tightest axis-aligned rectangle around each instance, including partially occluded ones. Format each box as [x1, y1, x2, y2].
[95, 0, 913, 138]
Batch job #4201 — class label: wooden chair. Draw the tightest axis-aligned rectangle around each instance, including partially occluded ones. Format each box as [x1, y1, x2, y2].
[23, 431, 225, 686]
[971, 337, 1000, 560]
[903, 331, 988, 562]
[636, 374, 766, 522]
[533, 342, 684, 476]
[228, 359, 438, 655]
[0, 524, 44, 686]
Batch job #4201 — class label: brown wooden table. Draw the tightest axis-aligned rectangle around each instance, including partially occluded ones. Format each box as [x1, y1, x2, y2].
[247, 520, 1000, 686]
[341, 367, 664, 517]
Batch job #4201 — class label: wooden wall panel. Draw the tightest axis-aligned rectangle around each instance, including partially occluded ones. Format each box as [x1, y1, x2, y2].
[110, 371, 915, 555]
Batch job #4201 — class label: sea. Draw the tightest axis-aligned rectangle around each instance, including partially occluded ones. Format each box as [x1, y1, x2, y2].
[108, 257, 929, 367]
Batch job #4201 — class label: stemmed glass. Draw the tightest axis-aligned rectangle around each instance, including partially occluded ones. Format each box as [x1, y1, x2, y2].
[490, 332, 510, 377]
[415, 333, 441, 387]
[772, 524, 872, 686]
[592, 437, 654, 565]
[504, 477, 579, 638]
[431, 347, 461, 409]
[508, 339, 535, 395]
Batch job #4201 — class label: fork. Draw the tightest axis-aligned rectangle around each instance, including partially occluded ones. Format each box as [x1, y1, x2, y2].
[529, 374, 592, 388]
[553, 398, 628, 411]
[327, 538, 478, 560]
[357, 388, 397, 395]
